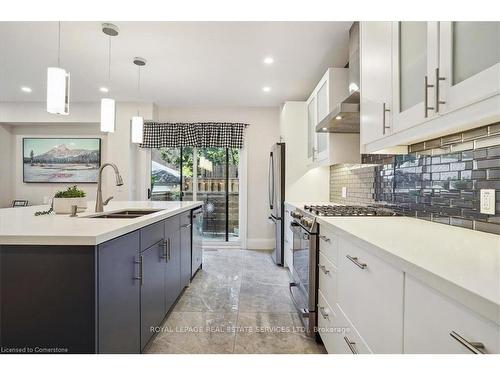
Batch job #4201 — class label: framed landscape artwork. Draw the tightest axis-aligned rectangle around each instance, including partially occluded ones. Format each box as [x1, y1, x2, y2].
[23, 138, 101, 183]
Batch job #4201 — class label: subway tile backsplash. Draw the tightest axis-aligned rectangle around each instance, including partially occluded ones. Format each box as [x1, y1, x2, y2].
[330, 123, 500, 235]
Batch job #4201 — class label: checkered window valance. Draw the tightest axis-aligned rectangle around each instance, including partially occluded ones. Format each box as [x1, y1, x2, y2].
[140, 122, 248, 149]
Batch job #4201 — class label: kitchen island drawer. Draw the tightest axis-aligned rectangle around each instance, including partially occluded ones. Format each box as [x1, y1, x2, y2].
[140, 220, 164, 252]
[318, 251, 338, 308]
[318, 224, 338, 266]
[404, 275, 500, 354]
[338, 238, 404, 353]
[317, 290, 371, 354]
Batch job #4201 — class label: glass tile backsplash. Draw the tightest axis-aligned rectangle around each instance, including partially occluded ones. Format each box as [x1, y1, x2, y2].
[330, 123, 500, 235]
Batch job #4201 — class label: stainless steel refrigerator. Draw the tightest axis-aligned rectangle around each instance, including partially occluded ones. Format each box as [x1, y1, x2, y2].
[268, 142, 285, 266]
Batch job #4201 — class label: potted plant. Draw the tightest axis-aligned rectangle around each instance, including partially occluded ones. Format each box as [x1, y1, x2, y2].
[52, 186, 87, 214]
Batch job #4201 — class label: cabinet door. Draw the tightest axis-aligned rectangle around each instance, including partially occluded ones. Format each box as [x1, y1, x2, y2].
[165, 228, 181, 312]
[439, 22, 500, 114]
[140, 240, 167, 350]
[98, 231, 141, 353]
[307, 96, 317, 162]
[360, 22, 393, 147]
[338, 238, 404, 353]
[404, 275, 500, 354]
[180, 223, 192, 288]
[392, 21, 439, 132]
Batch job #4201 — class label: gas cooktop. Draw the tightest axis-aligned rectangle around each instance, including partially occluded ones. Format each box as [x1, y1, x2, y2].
[303, 204, 398, 217]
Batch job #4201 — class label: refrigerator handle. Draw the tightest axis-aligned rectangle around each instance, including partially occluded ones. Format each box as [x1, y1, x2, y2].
[268, 152, 274, 210]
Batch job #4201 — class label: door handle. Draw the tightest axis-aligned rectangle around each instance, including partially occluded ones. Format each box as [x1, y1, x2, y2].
[161, 240, 168, 261]
[382, 102, 391, 135]
[346, 255, 367, 269]
[319, 306, 329, 319]
[435, 67, 446, 113]
[319, 235, 331, 243]
[344, 336, 358, 354]
[133, 256, 144, 286]
[424, 75, 435, 118]
[268, 152, 273, 210]
[450, 331, 485, 354]
[167, 238, 171, 262]
[319, 264, 330, 275]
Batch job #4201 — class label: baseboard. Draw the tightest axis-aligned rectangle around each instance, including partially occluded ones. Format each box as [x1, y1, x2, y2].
[246, 238, 274, 250]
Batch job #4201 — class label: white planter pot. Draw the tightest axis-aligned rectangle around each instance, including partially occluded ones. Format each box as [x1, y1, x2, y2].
[52, 197, 87, 214]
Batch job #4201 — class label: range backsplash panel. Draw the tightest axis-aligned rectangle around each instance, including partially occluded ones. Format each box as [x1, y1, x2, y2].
[330, 123, 500, 235]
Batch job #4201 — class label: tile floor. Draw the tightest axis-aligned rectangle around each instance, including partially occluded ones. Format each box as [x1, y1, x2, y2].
[146, 248, 326, 354]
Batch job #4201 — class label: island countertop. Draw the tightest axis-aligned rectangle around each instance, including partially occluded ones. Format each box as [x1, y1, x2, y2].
[0, 201, 203, 246]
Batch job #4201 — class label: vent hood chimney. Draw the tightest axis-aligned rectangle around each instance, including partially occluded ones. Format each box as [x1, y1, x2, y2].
[316, 22, 360, 133]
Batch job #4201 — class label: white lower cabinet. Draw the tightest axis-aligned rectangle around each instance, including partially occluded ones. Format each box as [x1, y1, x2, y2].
[404, 276, 500, 354]
[318, 224, 500, 354]
[318, 290, 372, 354]
[337, 238, 404, 353]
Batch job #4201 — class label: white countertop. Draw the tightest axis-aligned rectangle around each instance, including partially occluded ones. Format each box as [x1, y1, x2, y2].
[0, 201, 203, 246]
[286, 201, 500, 324]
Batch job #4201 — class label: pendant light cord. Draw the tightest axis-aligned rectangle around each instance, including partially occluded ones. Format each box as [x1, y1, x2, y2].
[108, 37, 112, 90]
[137, 65, 141, 116]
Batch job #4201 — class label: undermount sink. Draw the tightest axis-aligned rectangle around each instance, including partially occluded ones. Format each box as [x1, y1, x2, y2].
[86, 209, 162, 219]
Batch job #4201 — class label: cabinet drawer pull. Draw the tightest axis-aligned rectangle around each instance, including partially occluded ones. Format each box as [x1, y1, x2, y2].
[133, 256, 144, 286]
[450, 331, 485, 354]
[182, 223, 192, 229]
[346, 255, 367, 269]
[319, 264, 330, 275]
[344, 336, 358, 354]
[319, 306, 329, 319]
[424, 75, 435, 118]
[319, 235, 331, 243]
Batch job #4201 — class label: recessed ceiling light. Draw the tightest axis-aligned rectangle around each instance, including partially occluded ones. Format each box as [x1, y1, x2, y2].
[262, 86, 271, 92]
[21, 86, 32, 93]
[263, 57, 274, 65]
[335, 115, 343, 120]
[100, 87, 109, 93]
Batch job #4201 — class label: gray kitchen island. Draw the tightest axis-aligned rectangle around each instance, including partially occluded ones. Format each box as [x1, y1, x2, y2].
[0, 201, 203, 354]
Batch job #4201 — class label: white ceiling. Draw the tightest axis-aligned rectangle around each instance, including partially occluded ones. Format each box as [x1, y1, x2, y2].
[0, 21, 352, 107]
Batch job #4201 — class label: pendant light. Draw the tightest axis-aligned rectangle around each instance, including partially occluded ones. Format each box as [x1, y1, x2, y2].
[47, 22, 70, 115]
[100, 23, 119, 132]
[131, 57, 146, 144]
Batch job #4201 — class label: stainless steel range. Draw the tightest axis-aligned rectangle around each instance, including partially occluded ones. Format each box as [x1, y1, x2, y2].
[289, 204, 397, 337]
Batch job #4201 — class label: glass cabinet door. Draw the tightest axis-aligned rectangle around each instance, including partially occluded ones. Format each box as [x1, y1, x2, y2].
[399, 22, 427, 113]
[439, 22, 500, 113]
[392, 21, 439, 133]
[316, 81, 328, 157]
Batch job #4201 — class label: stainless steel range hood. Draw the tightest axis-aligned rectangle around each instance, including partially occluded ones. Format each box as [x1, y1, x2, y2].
[316, 22, 360, 134]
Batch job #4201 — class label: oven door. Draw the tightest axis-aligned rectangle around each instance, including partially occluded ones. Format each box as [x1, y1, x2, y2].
[289, 221, 317, 336]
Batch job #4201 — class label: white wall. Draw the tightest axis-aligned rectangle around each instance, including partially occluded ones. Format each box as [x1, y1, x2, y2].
[0, 124, 13, 207]
[158, 106, 280, 249]
[8, 124, 107, 205]
[0, 101, 156, 207]
[280, 102, 330, 202]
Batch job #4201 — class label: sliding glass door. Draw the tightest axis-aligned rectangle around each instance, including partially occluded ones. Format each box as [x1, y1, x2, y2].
[151, 147, 239, 242]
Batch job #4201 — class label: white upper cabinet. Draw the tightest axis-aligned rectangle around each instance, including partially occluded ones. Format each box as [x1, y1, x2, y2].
[360, 22, 393, 149]
[438, 22, 500, 114]
[307, 68, 360, 166]
[392, 21, 439, 133]
[361, 21, 500, 153]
